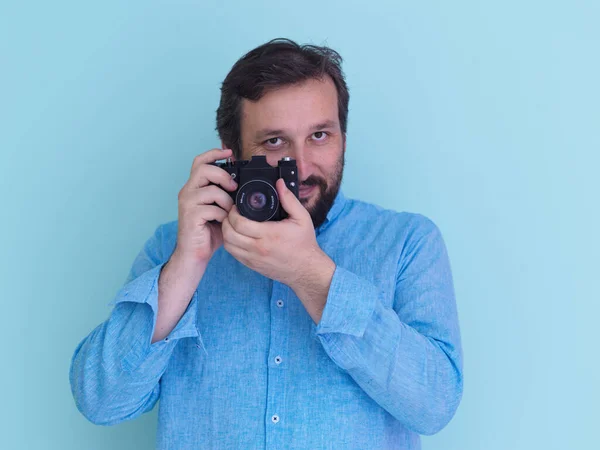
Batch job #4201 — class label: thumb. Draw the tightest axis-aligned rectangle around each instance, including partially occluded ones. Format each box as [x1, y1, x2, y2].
[276, 178, 305, 221]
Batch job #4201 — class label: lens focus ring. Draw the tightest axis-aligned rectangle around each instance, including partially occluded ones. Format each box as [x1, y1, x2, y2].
[236, 180, 279, 222]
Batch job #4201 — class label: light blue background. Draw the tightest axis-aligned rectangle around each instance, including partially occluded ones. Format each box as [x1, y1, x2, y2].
[1, 1, 598, 449]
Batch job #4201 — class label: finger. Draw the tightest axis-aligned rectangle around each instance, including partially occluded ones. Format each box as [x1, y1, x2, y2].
[188, 163, 238, 191]
[276, 178, 305, 221]
[189, 205, 229, 225]
[191, 148, 233, 172]
[222, 215, 257, 249]
[228, 205, 265, 239]
[191, 185, 234, 212]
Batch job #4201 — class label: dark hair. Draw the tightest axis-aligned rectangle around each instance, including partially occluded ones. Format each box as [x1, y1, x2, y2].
[216, 38, 349, 158]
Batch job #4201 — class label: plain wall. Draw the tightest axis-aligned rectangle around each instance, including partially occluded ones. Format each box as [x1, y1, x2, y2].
[1, 1, 598, 449]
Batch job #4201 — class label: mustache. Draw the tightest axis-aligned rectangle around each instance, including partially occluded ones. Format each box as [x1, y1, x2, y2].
[301, 176, 327, 189]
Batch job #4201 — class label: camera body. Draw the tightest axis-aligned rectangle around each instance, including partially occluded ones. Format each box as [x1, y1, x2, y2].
[212, 155, 299, 222]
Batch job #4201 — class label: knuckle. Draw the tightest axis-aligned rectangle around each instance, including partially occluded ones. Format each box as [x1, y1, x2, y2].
[193, 154, 204, 165]
[178, 187, 188, 202]
[201, 185, 219, 201]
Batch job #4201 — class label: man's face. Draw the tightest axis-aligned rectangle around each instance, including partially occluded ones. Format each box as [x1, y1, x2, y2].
[236, 76, 345, 228]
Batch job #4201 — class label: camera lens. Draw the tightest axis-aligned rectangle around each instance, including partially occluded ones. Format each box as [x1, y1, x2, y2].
[236, 180, 279, 222]
[248, 192, 267, 211]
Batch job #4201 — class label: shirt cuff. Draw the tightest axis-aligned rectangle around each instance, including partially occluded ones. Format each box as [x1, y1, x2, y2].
[109, 263, 200, 370]
[313, 266, 378, 338]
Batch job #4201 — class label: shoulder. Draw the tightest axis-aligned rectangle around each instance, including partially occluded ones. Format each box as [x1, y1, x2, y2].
[341, 196, 441, 242]
[157, 219, 179, 238]
[153, 219, 179, 260]
[331, 196, 450, 284]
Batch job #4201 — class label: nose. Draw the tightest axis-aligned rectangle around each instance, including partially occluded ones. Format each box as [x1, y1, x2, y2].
[288, 145, 311, 182]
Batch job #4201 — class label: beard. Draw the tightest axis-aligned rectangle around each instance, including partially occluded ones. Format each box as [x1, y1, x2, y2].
[300, 151, 345, 229]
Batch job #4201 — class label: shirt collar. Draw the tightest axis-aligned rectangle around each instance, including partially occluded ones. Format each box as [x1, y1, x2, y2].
[315, 189, 346, 235]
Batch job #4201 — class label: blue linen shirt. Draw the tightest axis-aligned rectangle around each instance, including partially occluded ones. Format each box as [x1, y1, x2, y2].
[69, 190, 463, 449]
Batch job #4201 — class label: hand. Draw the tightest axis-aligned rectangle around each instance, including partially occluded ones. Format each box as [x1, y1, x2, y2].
[222, 178, 323, 288]
[174, 148, 238, 265]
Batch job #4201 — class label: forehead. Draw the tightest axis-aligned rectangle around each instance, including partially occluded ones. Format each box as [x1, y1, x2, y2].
[240, 76, 339, 134]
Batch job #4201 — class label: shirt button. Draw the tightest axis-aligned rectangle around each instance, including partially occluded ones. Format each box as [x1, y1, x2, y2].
[271, 415, 280, 423]
[276, 300, 284, 307]
[274, 356, 282, 365]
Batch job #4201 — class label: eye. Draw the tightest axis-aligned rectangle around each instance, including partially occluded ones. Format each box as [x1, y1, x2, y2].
[312, 131, 328, 141]
[263, 137, 285, 149]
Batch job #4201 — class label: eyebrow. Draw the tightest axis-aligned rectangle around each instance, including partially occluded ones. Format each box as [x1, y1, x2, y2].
[254, 120, 338, 141]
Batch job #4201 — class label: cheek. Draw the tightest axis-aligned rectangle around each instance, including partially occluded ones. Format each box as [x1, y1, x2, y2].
[316, 151, 342, 179]
[308, 144, 338, 165]
[266, 154, 283, 167]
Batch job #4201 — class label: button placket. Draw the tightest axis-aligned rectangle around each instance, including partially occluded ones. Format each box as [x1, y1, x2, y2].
[266, 284, 289, 447]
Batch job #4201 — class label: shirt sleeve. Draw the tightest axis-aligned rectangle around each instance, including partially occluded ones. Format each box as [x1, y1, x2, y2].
[69, 224, 202, 426]
[313, 217, 463, 436]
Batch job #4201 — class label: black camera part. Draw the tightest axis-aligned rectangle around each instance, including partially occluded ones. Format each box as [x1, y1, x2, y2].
[209, 155, 299, 222]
